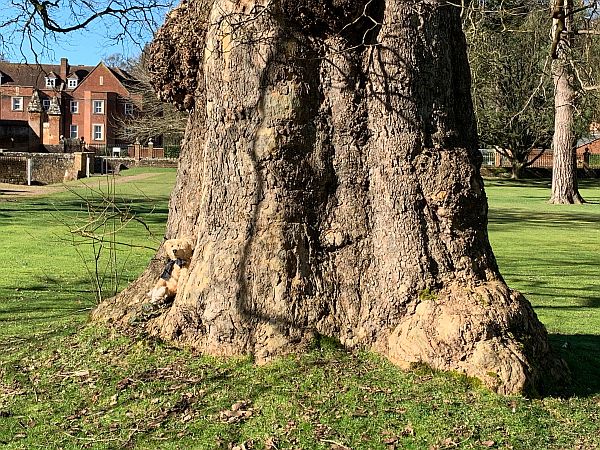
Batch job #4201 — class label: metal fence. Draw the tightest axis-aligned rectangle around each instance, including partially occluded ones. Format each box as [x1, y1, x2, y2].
[480, 149, 600, 169]
[85, 144, 109, 156]
[84, 144, 181, 159]
[480, 149, 496, 167]
[0, 155, 27, 163]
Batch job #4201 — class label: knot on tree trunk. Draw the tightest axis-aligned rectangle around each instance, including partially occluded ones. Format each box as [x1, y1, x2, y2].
[147, 0, 211, 110]
[387, 282, 569, 396]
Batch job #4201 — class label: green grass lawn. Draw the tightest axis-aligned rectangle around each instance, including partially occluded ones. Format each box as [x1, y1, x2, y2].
[0, 171, 598, 449]
[486, 178, 600, 398]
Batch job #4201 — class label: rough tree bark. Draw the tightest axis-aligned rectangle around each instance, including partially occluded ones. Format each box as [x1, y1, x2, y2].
[92, 0, 569, 395]
[550, 0, 584, 204]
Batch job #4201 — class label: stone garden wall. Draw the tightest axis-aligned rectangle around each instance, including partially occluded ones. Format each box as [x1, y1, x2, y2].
[0, 152, 94, 185]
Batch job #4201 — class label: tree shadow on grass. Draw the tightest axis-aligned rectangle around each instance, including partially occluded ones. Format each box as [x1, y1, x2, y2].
[484, 178, 552, 189]
[488, 208, 600, 229]
[549, 334, 600, 397]
[499, 277, 600, 309]
[485, 178, 600, 190]
[0, 196, 170, 225]
[0, 275, 95, 349]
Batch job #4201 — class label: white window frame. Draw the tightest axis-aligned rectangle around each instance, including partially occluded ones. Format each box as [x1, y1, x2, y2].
[99, 76, 104, 86]
[124, 103, 133, 115]
[45, 77, 56, 88]
[42, 99, 51, 110]
[70, 101, 79, 114]
[93, 100, 105, 114]
[68, 78, 78, 88]
[92, 124, 104, 141]
[69, 124, 78, 139]
[11, 96, 23, 111]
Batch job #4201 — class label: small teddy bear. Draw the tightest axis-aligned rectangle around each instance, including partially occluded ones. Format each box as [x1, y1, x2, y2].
[147, 237, 194, 304]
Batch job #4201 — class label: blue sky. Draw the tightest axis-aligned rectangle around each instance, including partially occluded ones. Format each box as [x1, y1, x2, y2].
[1, 2, 173, 66]
[12, 28, 147, 66]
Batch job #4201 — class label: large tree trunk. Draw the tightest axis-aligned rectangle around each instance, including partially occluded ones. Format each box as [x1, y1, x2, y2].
[549, 0, 584, 204]
[92, 0, 568, 395]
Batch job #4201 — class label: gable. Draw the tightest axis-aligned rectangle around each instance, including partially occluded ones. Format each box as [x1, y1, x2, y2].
[73, 63, 130, 96]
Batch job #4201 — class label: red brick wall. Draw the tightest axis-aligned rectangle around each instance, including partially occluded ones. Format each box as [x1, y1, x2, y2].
[0, 86, 34, 121]
[67, 65, 131, 146]
[577, 139, 600, 155]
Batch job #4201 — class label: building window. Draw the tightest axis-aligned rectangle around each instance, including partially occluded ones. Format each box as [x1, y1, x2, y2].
[11, 97, 23, 111]
[42, 99, 51, 110]
[124, 103, 134, 115]
[45, 77, 56, 88]
[93, 124, 104, 141]
[93, 100, 104, 114]
[70, 101, 79, 113]
[70, 124, 78, 139]
[68, 78, 78, 88]
[99, 76, 104, 86]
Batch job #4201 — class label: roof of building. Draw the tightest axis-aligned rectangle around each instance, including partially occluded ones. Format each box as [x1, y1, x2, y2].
[576, 134, 600, 148]
[0, 60, 95, 90]
[108, 66, 140, 90]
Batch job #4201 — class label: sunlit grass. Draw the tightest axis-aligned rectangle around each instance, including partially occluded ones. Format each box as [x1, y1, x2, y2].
[0, 172, 598, 449]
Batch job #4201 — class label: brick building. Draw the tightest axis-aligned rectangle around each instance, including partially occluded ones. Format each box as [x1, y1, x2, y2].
[0, 58, 138, 151]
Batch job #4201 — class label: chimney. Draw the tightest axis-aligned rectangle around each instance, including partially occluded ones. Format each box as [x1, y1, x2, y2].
[60, 57, 69, 80]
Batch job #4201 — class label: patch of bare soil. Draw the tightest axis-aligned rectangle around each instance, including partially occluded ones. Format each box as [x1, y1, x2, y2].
[0, 173, 161, 201]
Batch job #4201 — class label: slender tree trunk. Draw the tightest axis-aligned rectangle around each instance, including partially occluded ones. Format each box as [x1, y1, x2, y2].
[511, 161, 524, 179]
[92, 0, 568, 395]
[550, 0, 584, 204]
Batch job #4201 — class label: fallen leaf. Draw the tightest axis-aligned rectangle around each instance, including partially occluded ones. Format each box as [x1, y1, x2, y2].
[401, 425, 415, 437]
[230, 440, 254, 450]
[441, 437, 456, 446]
[72, 370, 90, 378]
[116, 378, 133, 391]
[219, 400, 254, 423]
[321, 440, 351, 450]
[481, 440, 495, 448]
[265, 436, 278, 449]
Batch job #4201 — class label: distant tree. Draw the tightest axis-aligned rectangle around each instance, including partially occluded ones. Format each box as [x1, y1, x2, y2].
[547, 0, 600, 203]
[467, 0, 596, 180]
[549, 0, 583, 203]
[468, 4, 555, 179]
[112, 51, 187, 146]
[103, 53, 136, 71]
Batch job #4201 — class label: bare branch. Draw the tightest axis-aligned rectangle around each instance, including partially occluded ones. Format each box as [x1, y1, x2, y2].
[0, 0, 176, 60]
